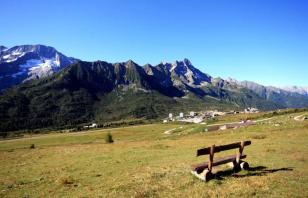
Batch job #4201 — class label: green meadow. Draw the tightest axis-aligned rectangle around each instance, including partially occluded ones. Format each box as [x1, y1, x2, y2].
[1, 111, 308, 197]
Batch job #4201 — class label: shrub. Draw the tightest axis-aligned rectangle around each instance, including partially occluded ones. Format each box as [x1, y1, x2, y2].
[0, 132, 8, 139]
[60, 176, 75, 185]
[105, 133, 114, 143]
[251, 134, 266, 139]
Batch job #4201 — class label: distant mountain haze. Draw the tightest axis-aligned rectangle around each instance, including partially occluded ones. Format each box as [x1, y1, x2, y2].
[226, 78, 308, 108]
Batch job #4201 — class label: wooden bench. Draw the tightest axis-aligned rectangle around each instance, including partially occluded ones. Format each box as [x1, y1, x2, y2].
[191, 140, 251, 181]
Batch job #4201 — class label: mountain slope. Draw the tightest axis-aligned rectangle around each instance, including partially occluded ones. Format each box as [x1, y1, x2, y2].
[279, 86, 308, 96]
[227, 78, 308, 108]
[0, 59, 280, 131]
[0, 45, 77, 91]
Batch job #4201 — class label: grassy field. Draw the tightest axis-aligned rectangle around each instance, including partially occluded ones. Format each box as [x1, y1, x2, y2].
[0, 111, 308, 197]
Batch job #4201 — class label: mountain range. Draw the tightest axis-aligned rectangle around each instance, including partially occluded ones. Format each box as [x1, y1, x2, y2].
[0, 44, 307, 131]
[227, 78, 308, 108]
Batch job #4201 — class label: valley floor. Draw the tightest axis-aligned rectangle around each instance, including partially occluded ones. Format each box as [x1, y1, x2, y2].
[0, 111, 308, 197]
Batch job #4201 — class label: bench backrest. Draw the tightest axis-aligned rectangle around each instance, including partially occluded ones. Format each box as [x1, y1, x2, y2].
[196, 140, 251, 156]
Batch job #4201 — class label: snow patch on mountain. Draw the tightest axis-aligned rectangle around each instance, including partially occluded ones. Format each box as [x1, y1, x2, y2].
[2, 54, 10, 59]
[27, 58, 62, 80]
[1, 52, 26, 63]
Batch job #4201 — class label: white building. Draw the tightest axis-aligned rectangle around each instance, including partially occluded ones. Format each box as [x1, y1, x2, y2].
[190, 111, 195, 116]
[89, 123, 98, 128]
[245, 107, 259, 113]
[83, 123, 98, 129]
[169, 113, 173, 119]
[219, 125, 227, 130]
[179, 112, 184, 118]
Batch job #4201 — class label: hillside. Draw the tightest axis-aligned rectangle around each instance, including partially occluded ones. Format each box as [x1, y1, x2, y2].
[227, 78, 308, 108]
[0, 60, 280, 132]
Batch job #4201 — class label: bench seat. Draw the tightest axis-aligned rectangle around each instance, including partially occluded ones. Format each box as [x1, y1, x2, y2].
[192, 154, 247, 174]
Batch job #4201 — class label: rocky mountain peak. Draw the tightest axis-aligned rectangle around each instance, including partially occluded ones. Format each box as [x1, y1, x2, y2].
[125, 59, 138, 68]
[0, 46, 7, 51]
[167, 59, 212, 86]
[171, 58, 193, 71]
[183, 58, 192, 66]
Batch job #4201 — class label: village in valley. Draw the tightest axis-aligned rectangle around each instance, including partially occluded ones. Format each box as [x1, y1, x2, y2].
[163, 107, 259, 124]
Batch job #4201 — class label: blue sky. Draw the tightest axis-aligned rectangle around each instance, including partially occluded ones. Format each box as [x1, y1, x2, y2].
[1, 0, 307, 86]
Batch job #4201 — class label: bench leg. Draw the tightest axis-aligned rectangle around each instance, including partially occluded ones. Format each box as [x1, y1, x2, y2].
[191, 168, 213, 181]
[231, 160, 249, 171]
[240, 161, 249, 170]
[232, 161, 238, 171]
[201, 169, 212, 182]
[232, 161, 241, 172]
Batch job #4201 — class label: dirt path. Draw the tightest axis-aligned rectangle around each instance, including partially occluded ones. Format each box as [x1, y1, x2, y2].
[253, 117, 274, 123]
[207, 117, 274, 127]
[163, 126, 183, 134]
[294, 114, 306, 121]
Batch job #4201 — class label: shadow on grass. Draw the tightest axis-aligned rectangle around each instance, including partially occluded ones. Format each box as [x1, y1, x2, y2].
[214, 166, 293, 180]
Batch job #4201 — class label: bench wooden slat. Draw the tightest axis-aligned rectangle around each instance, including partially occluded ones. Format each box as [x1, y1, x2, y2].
[197, 140, 251, 156]
[192, 154, 247, 173]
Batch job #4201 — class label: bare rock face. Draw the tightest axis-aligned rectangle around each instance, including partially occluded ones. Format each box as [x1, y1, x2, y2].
[168, 58, 212, 86]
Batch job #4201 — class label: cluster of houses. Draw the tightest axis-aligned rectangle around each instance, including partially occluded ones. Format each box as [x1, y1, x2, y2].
[163, 111, 205, 124]
[163, 107, 259, 124]
[244, 107, 259, 113]
[83, 123, 98, 129]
